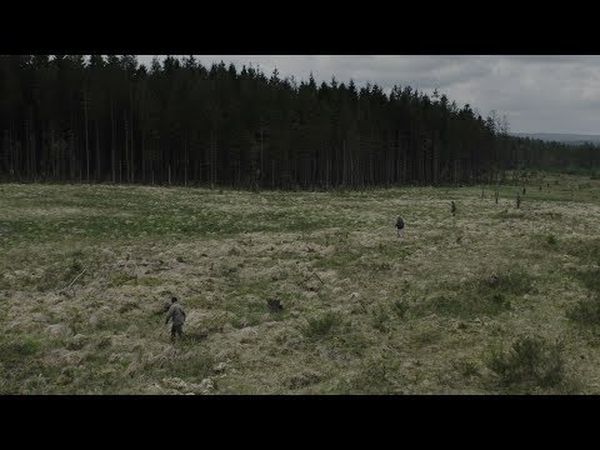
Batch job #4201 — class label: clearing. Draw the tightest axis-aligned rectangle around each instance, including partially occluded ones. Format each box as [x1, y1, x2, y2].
[1, 171, 600, 394]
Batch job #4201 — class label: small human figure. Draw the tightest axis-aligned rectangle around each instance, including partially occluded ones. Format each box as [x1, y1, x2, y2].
[451, 201, 456, 216]
[516, 193, 521, 209]
[165, 296, 186, 341]
[494, 190, 499, 205]
[395, 216, 405, 238]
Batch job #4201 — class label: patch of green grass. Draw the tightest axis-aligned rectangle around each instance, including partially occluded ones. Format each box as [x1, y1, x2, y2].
[453, 358, 481, 379]
[0, 336, 42, 363]
[118, 301, 140, 314]
[0, 335, 54, 394]
[485, 335, 566, 392]
[285, 369, 323, 390]
[314, 246, 358, 272]
[563, 241, 600, 327]
[478, 269, 533, 297]
[563, 242, 600, 327]
[109, 272, 137, 287]
[573, 269, 600, 296]
[225, 297, 270, 328]
[226, 282, 295, 327]
[371, 305, 393, 333]
[375, 241, 413, 260]
[301, 311, 342, 339]
[2, 253, 89, 292]
[164, 351, 214, 383]
[566, 295, 600, 326]
[493, 210, 527, 220]
[424, 268, 533, 319]
[545, 234, 558, 246]
[329, 326, 370, 357]
[340, 355, 402, 394]
[392, 300, 409, 319]
[537, 211, 563, 220]
[564, 238, 600, 264]
[0, 185, 368, 247]
[566, 268, 600, 326]
[135, 277, 163, 287]
[412, 328, 442, 348]
[217, 263, 241, 280]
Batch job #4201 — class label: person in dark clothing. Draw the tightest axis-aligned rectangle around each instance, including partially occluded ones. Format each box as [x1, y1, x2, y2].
[395, 216, 405, 238]
[165, 297, 186, 340]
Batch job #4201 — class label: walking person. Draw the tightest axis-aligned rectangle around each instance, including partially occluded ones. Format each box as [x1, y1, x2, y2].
[396, 216, 405, 239]
[165, 296, 186, 341]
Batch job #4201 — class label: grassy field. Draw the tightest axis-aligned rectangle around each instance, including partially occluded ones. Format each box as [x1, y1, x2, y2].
[2, 171, 600, 394]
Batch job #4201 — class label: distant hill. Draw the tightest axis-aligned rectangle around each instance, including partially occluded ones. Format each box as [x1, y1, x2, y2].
[512, 132, 600, 146]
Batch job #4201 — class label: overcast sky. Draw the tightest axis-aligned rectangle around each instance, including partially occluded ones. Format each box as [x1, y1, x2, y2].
[139, 55, 600, 135]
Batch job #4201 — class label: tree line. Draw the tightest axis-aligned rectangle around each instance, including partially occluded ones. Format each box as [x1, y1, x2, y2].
[1, 55, 598, 189]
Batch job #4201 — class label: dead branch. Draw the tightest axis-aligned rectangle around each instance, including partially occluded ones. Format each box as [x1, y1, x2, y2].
[310, 271, 324, 284]
[66, 267, 87, 290]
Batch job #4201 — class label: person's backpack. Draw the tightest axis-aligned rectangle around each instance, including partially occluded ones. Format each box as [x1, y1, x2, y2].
[396, 217, 405, 230]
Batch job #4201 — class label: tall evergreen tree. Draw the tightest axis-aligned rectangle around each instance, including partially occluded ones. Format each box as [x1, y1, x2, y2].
[1, 55, 598, 187]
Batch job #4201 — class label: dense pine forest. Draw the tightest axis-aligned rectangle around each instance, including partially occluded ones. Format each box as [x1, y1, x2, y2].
[1, 55, 599, 189]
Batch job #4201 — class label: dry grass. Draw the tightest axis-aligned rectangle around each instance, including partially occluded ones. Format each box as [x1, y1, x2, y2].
[1, 171, 600, 394]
